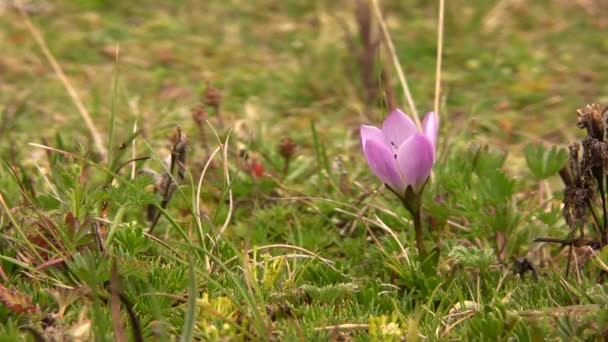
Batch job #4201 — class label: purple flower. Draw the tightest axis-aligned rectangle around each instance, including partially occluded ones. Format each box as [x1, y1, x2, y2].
[360, 109, 438, 195]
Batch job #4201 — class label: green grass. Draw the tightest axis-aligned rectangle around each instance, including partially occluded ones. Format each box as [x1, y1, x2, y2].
[1, 0, 608, 340]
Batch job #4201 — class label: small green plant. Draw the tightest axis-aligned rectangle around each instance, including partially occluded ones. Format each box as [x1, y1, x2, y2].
[524, 143, 568, 180]
[448, 245, 496, 274]
[368, 314, 408, 342]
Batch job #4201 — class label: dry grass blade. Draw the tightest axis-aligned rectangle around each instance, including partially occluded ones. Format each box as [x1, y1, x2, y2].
[207, 122, 233, 238]
[373, 215, 409, 260]
[195, 146, 221, 272]
[16, 1, 107, 160]
[314, 323, 369, 331]
[28, 143, 79, 157]
[439, 310, 476, 337]
[223, 244, 339, 273]
[518, 304, 601, 321]
[434, 0, 445, 119]
[196, 146, 221, 231]
[131, 120, 138, 180]
[588, 246, 608, 272]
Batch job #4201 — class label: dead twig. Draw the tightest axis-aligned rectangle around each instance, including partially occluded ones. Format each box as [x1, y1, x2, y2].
[148, 128, 188, 234]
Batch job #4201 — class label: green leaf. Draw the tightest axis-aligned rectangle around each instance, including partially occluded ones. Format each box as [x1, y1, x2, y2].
[302, 283, 357, 304]
[473, 145, 507, 177]
[180, 257, 197, 342]
[478, 171, 515, 205]
[524, 143, 568, 180]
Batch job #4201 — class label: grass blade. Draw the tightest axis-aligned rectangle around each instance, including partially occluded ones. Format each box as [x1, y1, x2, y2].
[181, 256, 197, 342]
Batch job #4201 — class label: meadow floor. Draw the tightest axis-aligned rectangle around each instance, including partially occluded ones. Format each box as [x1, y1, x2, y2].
[1, 0, 608, 340]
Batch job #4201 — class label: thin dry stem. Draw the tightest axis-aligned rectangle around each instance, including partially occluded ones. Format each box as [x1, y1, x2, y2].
[34, 161, 62, 202]
[518, 304, 600, 320]
[110, 262, 127, 342]
[446, 219, 471, 232]
[195, 146, 221, 273]
[17, 3, 107, 160]
[223, 244, 338, 272]
[131, 121, 138, 180]
[374, 214, 409, 261]
[28, 143, 78, 157]
[588, 246, 608, 272]
[195, 146, 221, 225]
[370, 0, 420, 128]
[314, 323, 369, 331]
[434, 0, 445, 119]
[439, 311, 476, 338]
[127, 97, 141, 180]
[207, 122, 233, 238]
[276, 193, 403, 222]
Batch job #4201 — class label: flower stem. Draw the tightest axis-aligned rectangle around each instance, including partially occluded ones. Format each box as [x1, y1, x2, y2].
[283, 157, 291, 178]
[411, 202, 427, 258]
[399, 187, 427, 258]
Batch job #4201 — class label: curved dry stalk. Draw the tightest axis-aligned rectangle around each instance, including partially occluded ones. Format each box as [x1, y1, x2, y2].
[373, 214, 409, 261]
[518, 304, 600, 320]
[334, 207, 405, 232]
[370, 0, 420, 128]
[34, 161, 62, 203]
[253, 254, 335, 269]
[223, 244, 338, 272]
[131, 120, 138, 180]
[195, 147, 221, 232]
[438, 310, 477, 338]
[314, 323, 369, 331]
[195, 146, 221, 273]
[275, 193, 402, 221]
[588, 246, 608, 272]
[207, 122, 233, 238]
[127, 97, 141, 180]
[434, 0, 445, 119]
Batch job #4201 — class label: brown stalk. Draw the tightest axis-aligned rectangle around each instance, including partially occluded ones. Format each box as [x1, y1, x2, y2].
[110, 261, 127, 342]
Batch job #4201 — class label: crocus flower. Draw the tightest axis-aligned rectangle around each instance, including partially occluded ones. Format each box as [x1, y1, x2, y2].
[360, 109, 438, 195]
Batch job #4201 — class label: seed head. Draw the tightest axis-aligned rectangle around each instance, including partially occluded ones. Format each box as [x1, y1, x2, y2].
[191, 104, 208, 126]
[278, 137, 297, 159]
[203, 84, 222, 108]
[577, 103, 604, 140]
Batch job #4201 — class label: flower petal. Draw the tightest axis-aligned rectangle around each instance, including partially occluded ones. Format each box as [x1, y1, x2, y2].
[382, 109, 418, 149]
[423, 112, 438, 152]
[360, 125, 385, 151]
[363, 138, 406, 193]
[396, 134, 435, 193]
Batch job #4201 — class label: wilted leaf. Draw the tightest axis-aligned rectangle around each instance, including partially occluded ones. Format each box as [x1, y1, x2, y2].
[67, 319, 92, 342]
[0, 283, 36, 314]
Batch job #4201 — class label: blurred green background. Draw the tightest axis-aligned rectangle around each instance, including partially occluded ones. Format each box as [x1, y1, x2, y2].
[2, 0, 607, 157]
